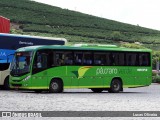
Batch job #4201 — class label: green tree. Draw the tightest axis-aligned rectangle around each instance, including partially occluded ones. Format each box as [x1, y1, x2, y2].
[152, 51, 160, 70]
[111, 31, 122, 41]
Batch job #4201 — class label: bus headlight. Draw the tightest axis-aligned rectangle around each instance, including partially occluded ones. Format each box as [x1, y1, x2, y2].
[23, 75, 31, 81]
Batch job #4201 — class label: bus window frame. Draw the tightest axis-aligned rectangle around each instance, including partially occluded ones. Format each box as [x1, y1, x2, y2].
[31, 49, 151, 73]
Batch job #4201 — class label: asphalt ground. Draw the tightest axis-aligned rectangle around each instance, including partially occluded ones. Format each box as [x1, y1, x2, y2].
[0, 83, 160, 120]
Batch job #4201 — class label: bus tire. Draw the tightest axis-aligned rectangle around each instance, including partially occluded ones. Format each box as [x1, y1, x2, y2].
[108, 78, 122, 93]
[4, 76, 10, 90]
[91, 88, 103, 93]
[49, 79, 63, 93]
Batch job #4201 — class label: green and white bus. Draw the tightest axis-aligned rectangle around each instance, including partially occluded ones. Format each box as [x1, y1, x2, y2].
[10, 44, 152, 93]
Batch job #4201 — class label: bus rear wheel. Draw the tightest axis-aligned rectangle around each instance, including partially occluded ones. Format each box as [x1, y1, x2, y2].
[49, 79, 63, 93]
[91, 88, 103, 93]
[108, 79, 122, 93]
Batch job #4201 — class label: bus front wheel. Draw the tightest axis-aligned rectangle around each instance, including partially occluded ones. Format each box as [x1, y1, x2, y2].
[108, 79, 122, 93]
[49, 79, 63, 93]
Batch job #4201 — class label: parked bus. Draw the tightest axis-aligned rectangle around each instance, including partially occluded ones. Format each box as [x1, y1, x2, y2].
[0, 33, 67, 89]
[10, 44, 152, 93]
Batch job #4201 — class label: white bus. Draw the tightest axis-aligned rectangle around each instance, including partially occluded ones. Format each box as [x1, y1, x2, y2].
[0, 33, 67, 89]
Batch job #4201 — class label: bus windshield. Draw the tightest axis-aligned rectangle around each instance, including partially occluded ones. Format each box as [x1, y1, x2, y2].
[10, 51, 33, 76]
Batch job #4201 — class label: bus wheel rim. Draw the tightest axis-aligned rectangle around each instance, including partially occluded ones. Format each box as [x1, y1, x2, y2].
[113, 82, 119, 90]
[52, 82, 58, 90]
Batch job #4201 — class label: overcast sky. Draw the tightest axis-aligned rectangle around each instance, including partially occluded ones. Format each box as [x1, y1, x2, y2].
[33, 0, 160, 30]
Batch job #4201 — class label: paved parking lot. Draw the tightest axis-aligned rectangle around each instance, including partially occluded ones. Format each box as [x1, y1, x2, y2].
[0, 83, 160, 112]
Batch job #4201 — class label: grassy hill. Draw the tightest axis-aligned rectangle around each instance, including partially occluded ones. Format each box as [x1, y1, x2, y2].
[1, 0, 160, 49]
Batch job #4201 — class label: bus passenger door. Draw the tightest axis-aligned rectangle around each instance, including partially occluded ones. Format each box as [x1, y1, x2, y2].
[31, 51, 49, 89]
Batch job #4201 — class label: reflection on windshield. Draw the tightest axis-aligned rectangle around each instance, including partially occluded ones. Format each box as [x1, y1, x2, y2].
[11, 51, 33, 76]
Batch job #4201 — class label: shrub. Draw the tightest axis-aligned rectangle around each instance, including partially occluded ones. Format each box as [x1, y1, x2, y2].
[152, 70, 158, 76]
[152, 76, 160, 83]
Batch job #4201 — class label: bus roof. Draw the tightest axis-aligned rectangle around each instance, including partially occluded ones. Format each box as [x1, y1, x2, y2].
[16, 44, 152, 53]
[0, 33, 67, 50]
[0, 33, 67, 42]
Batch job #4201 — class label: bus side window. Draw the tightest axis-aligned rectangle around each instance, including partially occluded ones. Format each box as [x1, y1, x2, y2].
[139, 53, 149, 66]
[37, 55, 42, 68]
[41, 53, 48, 68]
[144, 53, 150, 66]
[83, 52, 93, 65]
[132, 53, 138, 66]
[125, 53, 149, 66]
[118, 53, 125, 66]
[127, 55, 132, 66]
[65, 52, 73, 65]
[74, 52, 83, 65]
[135, 54, 139, 66]
[36, 53, 48, 69]
[55, 52, 65, 66]
[94, 52, 106, 65]
[109, 53, 115, 66]
[126, 53, 137, 66]
[32, 50, 48, 74]
[106, 53, 110, 65]
[48, 50, 54, 67]
[113, 53, 121, 66]
[0, 63, 10, 71]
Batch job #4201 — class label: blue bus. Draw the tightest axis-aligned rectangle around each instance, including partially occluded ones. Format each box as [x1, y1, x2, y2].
[0, 33, 67, 89]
